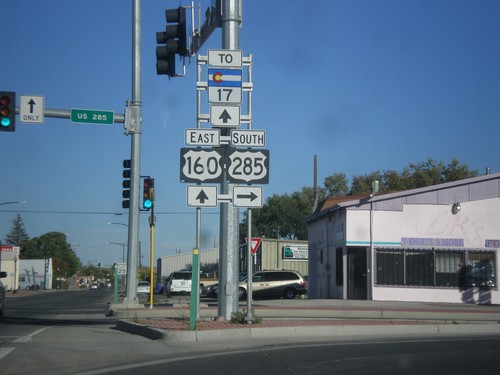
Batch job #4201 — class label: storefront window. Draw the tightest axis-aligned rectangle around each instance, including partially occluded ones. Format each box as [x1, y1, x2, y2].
[376, 249, 496, 288]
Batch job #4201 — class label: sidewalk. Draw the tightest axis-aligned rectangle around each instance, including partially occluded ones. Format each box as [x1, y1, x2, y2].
[112, 298, 500, 342]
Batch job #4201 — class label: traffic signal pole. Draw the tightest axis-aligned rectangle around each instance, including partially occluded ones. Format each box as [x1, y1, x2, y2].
[218, 0, 241, 321]
[123, 0, 142, 308]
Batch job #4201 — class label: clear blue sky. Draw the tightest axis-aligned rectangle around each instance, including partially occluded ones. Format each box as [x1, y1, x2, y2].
[1, 0, 499, 267]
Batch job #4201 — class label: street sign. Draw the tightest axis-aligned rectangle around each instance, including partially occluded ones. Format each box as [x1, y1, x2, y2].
[185, 128, 221, 147]
[250, 237, 262, 255]
[208, 68, 242, 104]
[180, 148, 224, 183]
[233, 186, 263, 208]
[70, 108, 114, 125]
[226, 149, 270, 184]
[210, 105, 240, 127]
[230, 129, 266, 147]
[187, 186, 218, 207]
[117, 263, 127, 275]
[208, 49, 243, 68]
[20, 95, 44, 123]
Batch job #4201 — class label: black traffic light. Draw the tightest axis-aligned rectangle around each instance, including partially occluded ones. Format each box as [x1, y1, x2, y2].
[142, 178, 155, 210]
[156, 7, 188, 78]
[122, 159, 131, 209]
[0, 91, 16, 132]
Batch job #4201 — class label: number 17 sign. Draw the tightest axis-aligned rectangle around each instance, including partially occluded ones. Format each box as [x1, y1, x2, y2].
[208, 68, 242, 104]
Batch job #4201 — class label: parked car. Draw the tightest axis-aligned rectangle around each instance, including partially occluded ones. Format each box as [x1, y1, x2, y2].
[0, 271, 7, 318]
[165, 271, 192, 296]
[208, 270, 307, 300]
[239, 270, 307, 300]
[137, 281, 150, 295]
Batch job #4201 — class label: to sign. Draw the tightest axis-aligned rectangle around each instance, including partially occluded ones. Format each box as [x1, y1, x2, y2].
[208, 49, 243, 68]
[71, 108, 114, 125]
[180, 148, 224, 183]
[227, 149, 269, 184]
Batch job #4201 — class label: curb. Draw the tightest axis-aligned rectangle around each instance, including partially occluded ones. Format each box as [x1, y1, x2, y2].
[116, 319, 500, 343]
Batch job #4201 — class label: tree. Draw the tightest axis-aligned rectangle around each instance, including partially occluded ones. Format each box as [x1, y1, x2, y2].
[240, 187, 316, 242]
[323, 173, 349, 197]
[23, 232, 81, 278]
[3, 213, 30, 250]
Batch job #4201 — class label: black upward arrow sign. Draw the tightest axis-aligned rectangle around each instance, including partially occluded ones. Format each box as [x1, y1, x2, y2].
[236, 192, 258, 201]
[196, 189, 209, 203]
[218, 109, 232, 123]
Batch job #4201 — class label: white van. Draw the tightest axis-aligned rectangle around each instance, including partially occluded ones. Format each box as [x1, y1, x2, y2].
[166, 272, 192, 296]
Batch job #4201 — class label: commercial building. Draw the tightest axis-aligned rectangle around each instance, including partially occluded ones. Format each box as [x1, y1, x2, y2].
[0, 246, 53, 290]
[306, 173, 499, 305]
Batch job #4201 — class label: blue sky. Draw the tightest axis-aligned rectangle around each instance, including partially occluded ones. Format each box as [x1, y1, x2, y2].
[1, 0, 499, 267]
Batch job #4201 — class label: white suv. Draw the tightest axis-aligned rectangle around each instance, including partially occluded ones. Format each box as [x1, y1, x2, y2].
[166, 272, 192, 296]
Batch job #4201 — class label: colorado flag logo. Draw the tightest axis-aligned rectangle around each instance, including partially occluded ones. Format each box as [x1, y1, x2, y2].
[208, 68, 242, 87]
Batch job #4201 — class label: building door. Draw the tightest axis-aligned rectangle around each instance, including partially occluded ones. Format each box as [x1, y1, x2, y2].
[347, 247, 367, 300]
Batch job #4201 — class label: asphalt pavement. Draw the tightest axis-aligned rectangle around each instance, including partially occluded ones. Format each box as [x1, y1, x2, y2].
[110, 296, 500, 343]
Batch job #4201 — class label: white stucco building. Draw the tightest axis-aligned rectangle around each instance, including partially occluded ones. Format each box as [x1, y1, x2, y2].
[306, 173, 499, 305]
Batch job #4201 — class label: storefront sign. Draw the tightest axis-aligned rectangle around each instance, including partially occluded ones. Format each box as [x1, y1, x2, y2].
[282, 245, 308, 260]
[401, 237, 464, 247]
[485, 239, 500, 248]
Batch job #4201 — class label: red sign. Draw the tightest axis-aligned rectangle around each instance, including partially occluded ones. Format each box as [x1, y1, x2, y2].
[0, 246, 14, 252]
[250, 237, 262, 255]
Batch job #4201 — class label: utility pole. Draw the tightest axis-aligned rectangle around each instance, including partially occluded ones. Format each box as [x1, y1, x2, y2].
[218, 0, 241, 321]
[123, 0, 142, 308]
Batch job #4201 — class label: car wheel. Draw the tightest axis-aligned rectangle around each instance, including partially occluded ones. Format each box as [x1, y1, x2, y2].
[238, 287, 247, 300]
[284, 288, 296, 299]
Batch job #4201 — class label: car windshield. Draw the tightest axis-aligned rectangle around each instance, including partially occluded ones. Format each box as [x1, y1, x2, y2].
[138, 282, 149, 286]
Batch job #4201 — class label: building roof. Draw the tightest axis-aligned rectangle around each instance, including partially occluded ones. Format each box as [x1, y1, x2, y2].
[307, 172, 500, 223]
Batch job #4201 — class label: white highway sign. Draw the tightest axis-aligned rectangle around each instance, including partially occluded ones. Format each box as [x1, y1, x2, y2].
[180, 148, 224, 183]
[20, 95, 44, 123]
[208, 49, 243, 68]
[185, 128, 221, 147]
[187, 186, 218, 207]
[208, 68, 242, 104]
[210, 105, 240, 127]
[230, 129, 266, 147]
[233, 186, 263, 208]
[226, 149, 270, 184]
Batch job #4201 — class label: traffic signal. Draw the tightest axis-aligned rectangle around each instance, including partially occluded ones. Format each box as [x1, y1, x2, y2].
[122, 159, 131, 209]
[156, 7, 188, 78]
[142, 178, 155, 210]
[0, 91, 15, 132]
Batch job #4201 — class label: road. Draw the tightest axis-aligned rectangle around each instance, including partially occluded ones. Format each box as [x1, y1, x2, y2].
[1, 289, 500, 374]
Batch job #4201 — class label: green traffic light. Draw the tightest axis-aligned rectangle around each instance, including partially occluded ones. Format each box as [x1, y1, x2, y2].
[143, 199, 153, 209]
[1, 117, 11, 127]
